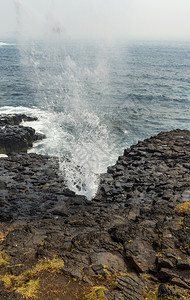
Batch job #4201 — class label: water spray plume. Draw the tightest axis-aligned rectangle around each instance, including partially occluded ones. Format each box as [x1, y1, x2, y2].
[9, 1, 118, 199]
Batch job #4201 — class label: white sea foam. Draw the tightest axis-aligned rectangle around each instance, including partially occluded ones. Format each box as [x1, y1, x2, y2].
[0, 42, 15, 46]
[0, 106, 38, 114]
[0, 99, 114, 200]
[0, 154, 8, 158]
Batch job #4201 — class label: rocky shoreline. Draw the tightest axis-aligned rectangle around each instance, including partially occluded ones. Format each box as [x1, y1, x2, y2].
[0, 114, 189, 299]
[0, 114, 45, 155]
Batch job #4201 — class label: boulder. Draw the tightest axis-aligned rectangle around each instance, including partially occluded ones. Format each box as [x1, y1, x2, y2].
[0, 114, 37, 126]
[0, 114, 45, 154]
[117, 275, 148, 300]
[0, 125, 45, 154]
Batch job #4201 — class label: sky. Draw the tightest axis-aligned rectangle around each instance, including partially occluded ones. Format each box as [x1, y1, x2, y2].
[0, 0, 190, 40]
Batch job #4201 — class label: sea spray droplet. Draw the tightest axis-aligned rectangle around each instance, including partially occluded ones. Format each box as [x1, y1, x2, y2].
[57, 109, 112, 200]
[15, 43, 114, 199]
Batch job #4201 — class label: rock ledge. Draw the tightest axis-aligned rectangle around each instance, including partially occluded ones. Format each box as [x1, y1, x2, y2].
[0, 117, 189, 299]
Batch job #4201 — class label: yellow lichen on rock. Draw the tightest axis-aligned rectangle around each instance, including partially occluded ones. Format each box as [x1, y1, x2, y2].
[0, 256, 64, 299]
[175, 201, 190, 216]
[16, 279, 40, 299]
[85, 286, 108, 300]
[33, 257, 64, 274]
[0, 232, 5, 243]
[0, 251, 10, 266]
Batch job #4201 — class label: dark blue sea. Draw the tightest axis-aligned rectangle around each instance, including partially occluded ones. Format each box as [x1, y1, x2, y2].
[0, 39, 190, 198]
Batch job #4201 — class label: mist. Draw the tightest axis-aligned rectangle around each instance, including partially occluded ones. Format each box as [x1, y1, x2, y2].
[0, 0, 190, 40]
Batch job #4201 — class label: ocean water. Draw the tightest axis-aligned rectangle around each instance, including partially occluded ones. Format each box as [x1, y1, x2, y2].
[0, 39, 190, 199]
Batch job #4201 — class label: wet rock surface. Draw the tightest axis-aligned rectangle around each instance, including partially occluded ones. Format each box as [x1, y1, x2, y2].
[0, 117, 190, 299]
[0, 114, 38, 126]
[0, 114, 45, 154]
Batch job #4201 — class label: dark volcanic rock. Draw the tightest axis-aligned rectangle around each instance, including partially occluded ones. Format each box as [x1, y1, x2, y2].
[0, 125, 42, 154]
[0, 114, 38, 126]
[0, 125, 190, 299]
[0, 153, 84, 221]
[117, 275, 148, 300]
[158, 283, 182, 299]
[96, 129, 190, 205]
[0, 114, 45, 154]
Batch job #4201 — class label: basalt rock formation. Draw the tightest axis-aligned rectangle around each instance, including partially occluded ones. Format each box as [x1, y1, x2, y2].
[0, 114, 38, 126]
[0, 115, 189, 299]
[0, 114, 45, 155]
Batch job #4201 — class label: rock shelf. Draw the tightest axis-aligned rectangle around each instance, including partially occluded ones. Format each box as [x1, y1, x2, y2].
[0, 115, 189, 299]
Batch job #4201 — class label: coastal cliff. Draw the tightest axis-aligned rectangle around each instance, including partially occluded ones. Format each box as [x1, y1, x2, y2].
[0, 115, 189, 299]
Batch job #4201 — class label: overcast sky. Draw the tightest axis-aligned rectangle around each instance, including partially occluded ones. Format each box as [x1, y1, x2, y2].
[0, 0, 190, 40]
